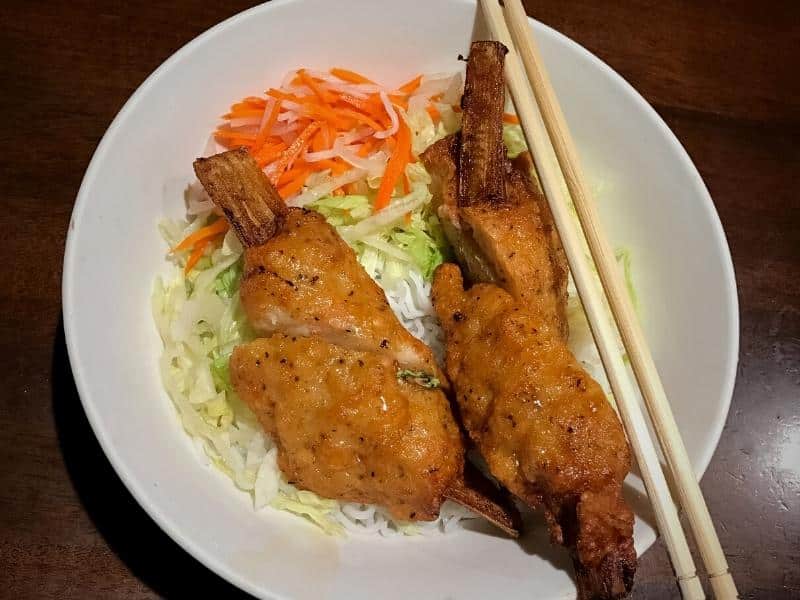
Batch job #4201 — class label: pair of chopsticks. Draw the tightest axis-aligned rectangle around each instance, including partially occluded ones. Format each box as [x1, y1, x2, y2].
[477, 1, 737, 598]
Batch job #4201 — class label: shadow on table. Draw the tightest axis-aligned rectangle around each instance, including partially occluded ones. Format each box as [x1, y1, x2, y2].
[51, 319, 253, 599]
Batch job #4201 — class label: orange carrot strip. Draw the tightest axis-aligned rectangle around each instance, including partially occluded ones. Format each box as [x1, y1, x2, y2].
[337, 93, 374, 113]
[214, 135, 254, 149]
[397, 74, 422, 95]
[278, 170, 311, 199]
[253, 141, 288, 167]
[298, 102, 349, 129]
[330, 67, 375, 85]
[278, 167, 302, 186]
[452, 104, 462, 113]
[331, 158, 349, 176]
[243, 96, 267, 106]
[332, 187, 345, 197]
[388, 95, 409, 111]
[252, 99, 283, 153]
[223, 107, 264, 119]
[184, 239, 210, 274]
[311, 127, 327, 152]
[357, 137, 376, 157]
[334, 108, 383, 131]
[231, 99, 266, 111]
[174, 219, 229, 252]
[268, 122, 321, 185]
[374, 118, 411, 212]
[214, 128, 257, 140]
[322, 122, 334, 148]
[310, 159, 335, 170]
[426, 104, 440, 122]
[298, 69, 332, 104]
[309, 159, 345, 176]
[266, 88, 308, 104]
[503, 113, 520, 124]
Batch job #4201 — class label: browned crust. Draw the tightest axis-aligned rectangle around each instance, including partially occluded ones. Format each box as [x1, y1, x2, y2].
[506, 155, 570, 339]
[422, 135, 499, 285]
[444, 461, 521, 537]
[193, 149, 287, 247]
[458, 41, 508, 207]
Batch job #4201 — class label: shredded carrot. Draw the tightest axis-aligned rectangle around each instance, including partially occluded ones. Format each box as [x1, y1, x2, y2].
[298, 69, 332, 104]
[374, 118, 411, 212]
[335, 108, 383, 132]
[330, 67, 375, 85]
[310, 127, 328, 153]
[252, 99, 283, 153]
[223, 107, 264, 120]
[503, 112, 520, 124]
[337, 93, 373, 113]
[389, 95, 409, 111]
[268, 121, 321, 185]
[214, 133, 256, 148]
[452, 104, 462, 113]
[254, 141, 288, 168]
[277, 162, 310, 186]
[278, 170, 311, 199]
[214, 128, 258, 141]
[331, 158, 349, 176]
[213, 66, 449, 205]
[397, 74, 422, 95]
[266, 88, 306, 104]
[184, 239, 209, 274]
[230, 99, 266, 112]
[174, 219, 229, 252]
[357, 137, 376, 157]
[332, 187, 345, 197]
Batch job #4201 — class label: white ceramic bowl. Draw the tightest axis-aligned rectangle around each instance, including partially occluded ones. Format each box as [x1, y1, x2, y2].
[63, 1, 738, 598]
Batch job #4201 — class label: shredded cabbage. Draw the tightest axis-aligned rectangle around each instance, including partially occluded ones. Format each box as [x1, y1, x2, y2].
[153, 76, 638, 538]
[503, 123, 527, 158]
[153, 164, 467, 536]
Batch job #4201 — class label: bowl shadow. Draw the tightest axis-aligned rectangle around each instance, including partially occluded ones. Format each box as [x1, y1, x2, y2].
[52, 318, 253, 599]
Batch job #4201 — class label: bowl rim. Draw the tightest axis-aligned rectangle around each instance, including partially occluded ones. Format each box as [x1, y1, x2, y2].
[62, 0, 739, 597]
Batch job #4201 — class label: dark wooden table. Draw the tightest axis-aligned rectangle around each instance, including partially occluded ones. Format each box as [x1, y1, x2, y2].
[2, 1, 798, 598]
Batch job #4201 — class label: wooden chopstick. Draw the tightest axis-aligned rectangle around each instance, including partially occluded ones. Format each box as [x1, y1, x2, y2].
[476, 1, 730, 598]
[500, 1, 739, 597]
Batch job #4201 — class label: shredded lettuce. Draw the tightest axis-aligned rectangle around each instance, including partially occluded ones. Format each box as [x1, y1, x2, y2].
[615, 247, 638, 311]
[153, 219, 349, 533]
[213, 258, 242, 298]
[503, 123, 527, 158]
[303, 106, 460, 288]
[309, 169, 450, 286]
[406, 104, 461, 156]
[272, 489, 344, 536]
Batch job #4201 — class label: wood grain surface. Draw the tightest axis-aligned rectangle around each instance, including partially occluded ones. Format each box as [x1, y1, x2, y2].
[1, 1, 798, 598]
